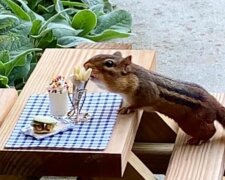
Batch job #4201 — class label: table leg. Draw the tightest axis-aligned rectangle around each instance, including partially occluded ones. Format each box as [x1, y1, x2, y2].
[136, 112, 177, 143]
[79, 152, 156, 180]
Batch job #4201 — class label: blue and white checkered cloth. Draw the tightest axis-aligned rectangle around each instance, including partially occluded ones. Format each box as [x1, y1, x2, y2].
[5, 93, 122, 150]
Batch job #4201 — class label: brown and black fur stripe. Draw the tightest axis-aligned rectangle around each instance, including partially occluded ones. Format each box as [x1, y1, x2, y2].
[152, 73, 206, 108]
[132, 65, 206, 109]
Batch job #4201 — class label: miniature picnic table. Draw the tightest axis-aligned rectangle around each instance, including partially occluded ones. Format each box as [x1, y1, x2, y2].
[0, 48, 156, 179]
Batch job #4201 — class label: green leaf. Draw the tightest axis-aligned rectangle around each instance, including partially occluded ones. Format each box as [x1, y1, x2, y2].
[0, 75, 9, 88]
[54, 0, 64, 12]
[4, 0, 30, 21]
[31, 28, 52, 39]
[54, 0, 70, 22]
[0, 21, 33, 54]
[81, 0, 103, 7]
[57, 36, 93, 47]
[90, 4, 104, 17]
[0, 14, 19, 30]
[16, 0, 45, 21]
[39, 8, 72, 32]
[25, 0, 43, 10]
[35, 30, 56, 48]
[48, 22, 81, 38]
[61, 1, 88, 8]
[72, 9, 97, 36]
[81, 0, 112, 12]
[32, 22, 81, 40]
[0, 50, 10, 63]
[37, 4, 50, 13]
[94, 10, 132, 34]
[86, 29, 130, 41]
[4, 48, 41, 76]
[8, 53, 32, 86]
[30, 19, 42, 36]
[0, 61, 5, 75]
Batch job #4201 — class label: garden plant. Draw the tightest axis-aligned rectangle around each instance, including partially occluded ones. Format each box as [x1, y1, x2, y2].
[0, 0, 132, 89]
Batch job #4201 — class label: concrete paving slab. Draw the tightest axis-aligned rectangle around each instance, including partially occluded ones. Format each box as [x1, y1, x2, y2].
[112, 0, 225, 92]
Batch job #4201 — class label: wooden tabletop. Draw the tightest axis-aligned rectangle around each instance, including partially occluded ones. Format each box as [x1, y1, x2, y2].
[0, 49, 155, 177]
[0, 89, 17, 126]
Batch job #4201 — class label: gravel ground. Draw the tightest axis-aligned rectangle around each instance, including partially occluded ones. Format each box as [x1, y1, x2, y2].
[43, 1, 225, 179]
[112, 0, 225, 92]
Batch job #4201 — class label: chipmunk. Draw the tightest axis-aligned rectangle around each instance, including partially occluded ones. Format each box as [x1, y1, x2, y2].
[84, 51, 225, 145]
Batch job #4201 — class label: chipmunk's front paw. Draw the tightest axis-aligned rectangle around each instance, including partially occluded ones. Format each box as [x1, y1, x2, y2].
[187, 137, 201, 145]
[118, 107, 135, 114]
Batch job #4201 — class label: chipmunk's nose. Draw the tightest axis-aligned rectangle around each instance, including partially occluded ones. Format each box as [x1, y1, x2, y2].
[84, 62, 92, 70]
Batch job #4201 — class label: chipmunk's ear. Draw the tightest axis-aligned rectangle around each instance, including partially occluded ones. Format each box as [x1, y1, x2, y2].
[113, 51, 122, 57]
[122, 55, 132, 74]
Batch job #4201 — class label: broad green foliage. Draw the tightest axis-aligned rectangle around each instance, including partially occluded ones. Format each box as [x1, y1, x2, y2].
[0, 0, 132, 88]
[72, 9, 97, 36]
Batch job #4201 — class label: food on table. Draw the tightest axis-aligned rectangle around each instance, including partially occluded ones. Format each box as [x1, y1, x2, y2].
[73, 65, 92, 81]
[48, 75, 69, 93]
[31, 115, 58, 134]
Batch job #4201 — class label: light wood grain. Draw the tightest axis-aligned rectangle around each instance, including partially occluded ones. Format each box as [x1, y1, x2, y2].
[127, 152, 156, 180]
[0, 49, 155, 177]
[133, 143, 173, 174]
[166, 93, 225, 180]
[157, 113, 179, 134]
[0, 89, 18, 126]
[76, 43, 132, 50]
[133, 143, 173, 155]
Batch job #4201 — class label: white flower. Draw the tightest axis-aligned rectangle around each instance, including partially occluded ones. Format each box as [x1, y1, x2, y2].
[73, 65, 92, 82]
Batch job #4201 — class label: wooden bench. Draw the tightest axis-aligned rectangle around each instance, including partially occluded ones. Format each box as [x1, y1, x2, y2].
[166, 93, 225, 180]
[0, 89, 18, 126]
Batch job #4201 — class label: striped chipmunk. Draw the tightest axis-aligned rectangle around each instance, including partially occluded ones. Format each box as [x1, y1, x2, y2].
[84, 51, 225, 145]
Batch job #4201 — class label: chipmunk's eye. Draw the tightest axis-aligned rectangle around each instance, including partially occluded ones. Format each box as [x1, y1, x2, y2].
[104, 60, 114, 68]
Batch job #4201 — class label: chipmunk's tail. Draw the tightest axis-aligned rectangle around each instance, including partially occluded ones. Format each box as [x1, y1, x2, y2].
[216, 106, 225, 127]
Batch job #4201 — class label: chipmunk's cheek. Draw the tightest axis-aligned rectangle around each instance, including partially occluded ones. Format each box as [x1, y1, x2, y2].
[89, 69, 100, 80]
[89, 74, 100, 83]
[90, 74, 107, 89]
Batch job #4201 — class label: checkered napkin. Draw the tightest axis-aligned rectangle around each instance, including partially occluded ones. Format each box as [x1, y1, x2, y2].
[5, 93, 122, 150]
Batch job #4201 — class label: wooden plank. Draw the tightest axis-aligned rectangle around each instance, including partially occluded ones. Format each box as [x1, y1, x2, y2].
[126, 152, 156, 180]
[133, 143, 173, 174]
[0, 89, 18, 126]
[0, 49, 155, 177]
[133, 143, 173, 156]
[157, 113, 179, 134]
[166, 93, 225, 180]
[76, 43, 132, 50]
